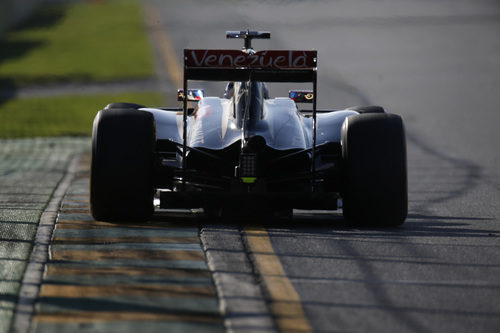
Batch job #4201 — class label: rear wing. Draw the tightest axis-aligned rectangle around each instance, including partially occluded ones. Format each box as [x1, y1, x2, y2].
[184, 49, 317, 82]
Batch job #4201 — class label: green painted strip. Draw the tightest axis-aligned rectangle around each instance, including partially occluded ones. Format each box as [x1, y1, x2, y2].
[43, 275, 213, 286]
[51, 243, 202, 251]
[34, 321, 224, 333]
[36, 296, 220, 315]
[54, 228, 199, 238]
[48, 259, 209, 270]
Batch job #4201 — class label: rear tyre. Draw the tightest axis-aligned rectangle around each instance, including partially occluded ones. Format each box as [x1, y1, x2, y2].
[341, 113, 407, 226]
[347, 105, 385, 114]
[104, 102, 145, 110]
[90, 108, 156, 222]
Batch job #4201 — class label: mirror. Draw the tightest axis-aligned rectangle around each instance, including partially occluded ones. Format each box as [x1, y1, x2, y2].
[177, 89, 204, 102]
[289, 90, 314, 103]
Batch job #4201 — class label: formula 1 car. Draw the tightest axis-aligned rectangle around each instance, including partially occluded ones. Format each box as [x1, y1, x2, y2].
[90, 30, 407, 226]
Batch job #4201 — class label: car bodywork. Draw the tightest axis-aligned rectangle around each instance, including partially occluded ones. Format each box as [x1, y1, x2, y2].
[91, 30, 407, 224]
[145, 91, 357, 211]
[147, 36, 356, 212]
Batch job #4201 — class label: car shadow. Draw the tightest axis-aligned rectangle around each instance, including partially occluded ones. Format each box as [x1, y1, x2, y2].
[149, 208, 497, 240]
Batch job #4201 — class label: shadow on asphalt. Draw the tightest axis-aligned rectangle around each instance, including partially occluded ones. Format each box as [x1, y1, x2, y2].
[141, 209, 498, 241]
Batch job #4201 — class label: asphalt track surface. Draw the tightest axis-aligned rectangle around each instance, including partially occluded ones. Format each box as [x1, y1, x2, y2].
[146, 0, 500, 332]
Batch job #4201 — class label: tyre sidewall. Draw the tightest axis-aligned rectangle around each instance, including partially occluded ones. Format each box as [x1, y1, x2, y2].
[341, 113, 407, 226]
[90, 108, 156, 221]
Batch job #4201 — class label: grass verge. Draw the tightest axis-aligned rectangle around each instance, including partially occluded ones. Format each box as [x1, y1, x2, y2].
[0, 92, 165, 138]
[0, 0, 154, 87]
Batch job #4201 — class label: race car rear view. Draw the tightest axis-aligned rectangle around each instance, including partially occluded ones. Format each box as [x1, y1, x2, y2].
[90, 30, 407, 226]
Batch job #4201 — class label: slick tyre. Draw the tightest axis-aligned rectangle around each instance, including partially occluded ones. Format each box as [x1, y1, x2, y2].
[347, 105, 385, 114]
[341, 113, 407, 226]
[90, 108, 156, 222]
[104, 102, 145, 110]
